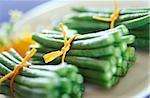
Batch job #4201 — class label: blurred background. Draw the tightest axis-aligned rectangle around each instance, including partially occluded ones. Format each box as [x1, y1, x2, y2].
[0, 0, 49, 23]
[0, 0, 52, 56]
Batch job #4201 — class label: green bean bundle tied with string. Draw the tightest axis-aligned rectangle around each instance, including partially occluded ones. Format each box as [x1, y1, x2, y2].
[0, 48, 84, 98]
[31, 24, 136, 88]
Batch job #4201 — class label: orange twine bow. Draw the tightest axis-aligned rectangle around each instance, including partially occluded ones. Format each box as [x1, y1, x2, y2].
[0, 48, 37, 98]
[93, 0, 120, 29]
[43, 23, 78, 63]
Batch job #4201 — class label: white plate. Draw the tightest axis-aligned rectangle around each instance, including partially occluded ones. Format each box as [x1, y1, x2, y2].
[1, 0, 150, 98]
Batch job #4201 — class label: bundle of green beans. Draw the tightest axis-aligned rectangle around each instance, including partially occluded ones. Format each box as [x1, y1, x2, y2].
[60, 7, 150, 47]
[31, 25, 136, 88]
[0, 48, 84, 98]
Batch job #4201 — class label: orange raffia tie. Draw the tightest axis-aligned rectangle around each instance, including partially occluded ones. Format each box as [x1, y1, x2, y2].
[0, 48, 37, 98]
[43, 23, 78, 63]
[93, 0, 119, 29]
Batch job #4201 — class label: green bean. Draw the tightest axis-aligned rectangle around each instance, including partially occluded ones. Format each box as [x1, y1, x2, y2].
[2, 51, 21, 64]
[65, 56, 111, 72]
[41, 25, 128, 40]
[79, 68, 113, 81]
[33, 33, 115, 49]
[68, 45, 115, 57]
[121, 35, 135, 44]
[9, 48, 23, 61]
[133, 38, 149, 47]
[0, 54, 59, 77]
[122, 15, 150, 29]
[0, 63, 60, 89]
[0, 85, 25, 98]
[72, 7, 150, 14]
[65, 12, 148, 22]
[32, 45, 115, 58]
[85, 76, 119, 88]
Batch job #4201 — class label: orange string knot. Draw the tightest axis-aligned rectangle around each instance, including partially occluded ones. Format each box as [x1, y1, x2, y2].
[0, 48, 37, 98]
[43, 23, 78, 63]
[93, 0, 120, 29]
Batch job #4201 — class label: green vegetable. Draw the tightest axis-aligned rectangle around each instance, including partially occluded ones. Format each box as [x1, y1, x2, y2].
[79, 68, 113, 81]
[31, 17, 136, 89]
[122, 15, 150, 29]
[133, 38, 149, 47]
[0, 49, 84, 98]
[31, 45, 115, 58]
[67, 45, 115, 57]
[66, 56, 111, 72]
[32, 32, 115, 49]
[121, 35, 135, 44]
[61, 7, 149, 48]
[0, 84, 25, 98]
[72, 7, 150, 14]
[9, 48, 23, 61]
[85, 76, 120, 88]
[65, 12, 148, 22]
[43, 25, 128, 40]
